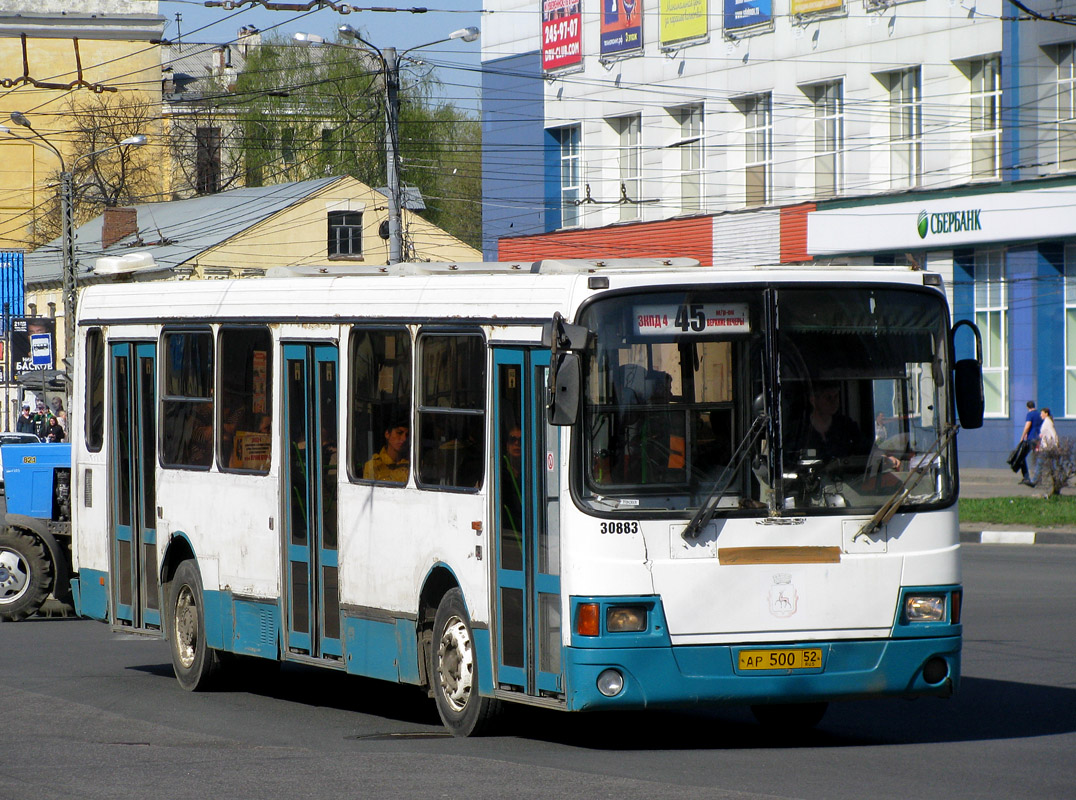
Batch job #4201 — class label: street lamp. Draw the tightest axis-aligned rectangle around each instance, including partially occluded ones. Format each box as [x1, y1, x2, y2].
[294, 26, 479, 264]
[4, 112, 146, 415]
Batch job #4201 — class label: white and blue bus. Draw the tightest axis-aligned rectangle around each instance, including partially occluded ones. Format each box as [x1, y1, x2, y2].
[69, 259, 983, 735]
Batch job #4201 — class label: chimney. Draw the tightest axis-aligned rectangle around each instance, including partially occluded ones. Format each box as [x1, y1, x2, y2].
[102, 207, 138, 249]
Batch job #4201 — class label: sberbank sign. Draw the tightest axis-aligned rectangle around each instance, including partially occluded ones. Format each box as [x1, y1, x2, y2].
[917, 208, 983, 239]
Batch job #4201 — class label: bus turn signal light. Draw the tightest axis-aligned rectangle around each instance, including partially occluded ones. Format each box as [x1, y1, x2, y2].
[577, 603, 600, 636]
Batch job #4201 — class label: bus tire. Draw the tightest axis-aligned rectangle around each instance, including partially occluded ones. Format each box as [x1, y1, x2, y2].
[750, 701, 828, 731]
[0, 528, 52, 622]
[431, 588, 501, 737]
[167, 559, 221, 691]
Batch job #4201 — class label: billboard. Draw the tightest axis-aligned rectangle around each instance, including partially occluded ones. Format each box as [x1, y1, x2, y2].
[789, 0, 842, 13]
[601, 0, 643, 57]
[660, 0, 708, 46]
[10, 317, 56, 379]
[724, 0, 772, 30]
[542, 0, 583, 71]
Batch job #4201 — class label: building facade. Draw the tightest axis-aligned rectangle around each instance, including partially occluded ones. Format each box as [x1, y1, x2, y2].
[480, 0, 1076, 465]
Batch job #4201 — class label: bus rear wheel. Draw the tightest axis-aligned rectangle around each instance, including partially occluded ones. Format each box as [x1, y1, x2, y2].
[167, 560, 221, 691]
[0, 529, 52, 622]
[430, 588, 501, 737]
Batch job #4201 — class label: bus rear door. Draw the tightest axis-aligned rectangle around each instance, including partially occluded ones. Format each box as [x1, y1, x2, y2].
[492, 348, 562, 698]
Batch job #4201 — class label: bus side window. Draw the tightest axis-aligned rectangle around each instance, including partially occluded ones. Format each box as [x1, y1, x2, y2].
[161, 329, 214, 469]
[349, 327, 412, 484]
[218, 327, 273, 473]
[417, 333, 485, 490]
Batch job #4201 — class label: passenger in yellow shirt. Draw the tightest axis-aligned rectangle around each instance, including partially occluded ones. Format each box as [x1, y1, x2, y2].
[363, 421, 410, 483]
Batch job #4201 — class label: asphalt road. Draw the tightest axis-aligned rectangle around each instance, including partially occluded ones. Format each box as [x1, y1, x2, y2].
[0, 544, 1072, 800]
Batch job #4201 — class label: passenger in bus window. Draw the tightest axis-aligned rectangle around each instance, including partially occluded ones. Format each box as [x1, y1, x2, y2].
[363, 417, 410, 483]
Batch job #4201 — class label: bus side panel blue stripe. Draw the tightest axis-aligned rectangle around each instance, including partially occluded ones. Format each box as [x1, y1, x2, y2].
[395, 618, 420, 685]
[75, 569, 109, 620]
[471, 627, 494, 695]
[343, 617, 403, 682]
[233, 598, 281, 659]
[203, 589, 229, 651]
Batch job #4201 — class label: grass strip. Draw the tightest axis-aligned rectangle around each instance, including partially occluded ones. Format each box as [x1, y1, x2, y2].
[960, 495, 1076, 527]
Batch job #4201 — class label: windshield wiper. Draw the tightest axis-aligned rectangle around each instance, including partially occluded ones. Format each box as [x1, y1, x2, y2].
[854, 424, 959, 542]
[682, 413, 768, 540]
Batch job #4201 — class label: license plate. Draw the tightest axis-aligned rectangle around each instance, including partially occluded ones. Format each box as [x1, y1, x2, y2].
[738, 648, 823, 671]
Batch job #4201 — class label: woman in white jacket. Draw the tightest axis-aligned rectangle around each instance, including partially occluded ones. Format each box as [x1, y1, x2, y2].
[1031, 408, 1058, 488]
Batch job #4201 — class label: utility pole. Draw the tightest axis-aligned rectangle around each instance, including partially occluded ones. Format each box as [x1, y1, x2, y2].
[383, 47, 403, 264]
[60, 170, 76, 381]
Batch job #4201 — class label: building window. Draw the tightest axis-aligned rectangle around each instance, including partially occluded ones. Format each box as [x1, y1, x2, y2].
[970, 56, 1001, 180]
[281, 127, 296, 166]
[195, 127, 222, 194]
[808, 81, 843, 198]
[556, 125, 582, 228]
[1056, 44, 1076, 171]
[974, 249, 1007, 416]
[671, 104, 703, 214]
[1065, 244, 1076, 416]
[743, 93, 772, 206]
[328, 210, 362, 257]
[610, 115, 641, 222]
[886, 68, 922, 189]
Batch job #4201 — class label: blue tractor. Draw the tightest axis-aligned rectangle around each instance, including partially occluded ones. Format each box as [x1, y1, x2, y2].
[0, 443, 72, 621]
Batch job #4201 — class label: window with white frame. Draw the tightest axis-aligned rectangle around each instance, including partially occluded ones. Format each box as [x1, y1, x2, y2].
[556, 125, 582, 228]
[1056, 43, 1076, 171]
[743, 94, 771, 207]
[670, 104, 703, 214]
[886, 68, 922, 189]
[974, 248, 1007, 416]
[969, 56, 1001, 180]
[610, 115, 641, 222]
[809, 81, 843, 198]
[1065, 244, 1076, 415]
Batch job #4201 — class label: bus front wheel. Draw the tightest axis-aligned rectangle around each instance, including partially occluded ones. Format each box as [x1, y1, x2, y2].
[430, 588, 501, 736]
[167, 560, 221, 691]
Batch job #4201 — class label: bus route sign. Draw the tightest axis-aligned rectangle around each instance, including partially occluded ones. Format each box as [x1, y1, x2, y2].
[634, 303, 750, 335]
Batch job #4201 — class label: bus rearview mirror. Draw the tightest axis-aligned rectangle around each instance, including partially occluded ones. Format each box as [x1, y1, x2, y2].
[549, 352, 581, 426]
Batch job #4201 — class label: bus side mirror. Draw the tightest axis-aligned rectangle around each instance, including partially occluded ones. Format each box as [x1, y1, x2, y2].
[951, 320, 984, 430]
[548, 352, 581, 426]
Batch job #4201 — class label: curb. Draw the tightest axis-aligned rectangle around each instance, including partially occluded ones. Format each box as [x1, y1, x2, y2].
[960, 530, 1076, 545]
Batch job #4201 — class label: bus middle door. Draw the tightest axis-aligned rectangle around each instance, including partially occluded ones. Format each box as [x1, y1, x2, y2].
[282, 343, 342, 661]
[109, 342, 160, 630]
[492, 348, 562, 698]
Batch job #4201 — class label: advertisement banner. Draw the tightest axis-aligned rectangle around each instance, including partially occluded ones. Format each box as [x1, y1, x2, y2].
[542, 0, 583, 71]
[601, 0, 643, 57]
[789, 0, 841, 14]
[10, 317, 55, 378]
[724, 0, 772, 29]
[660, 0, 708, 46]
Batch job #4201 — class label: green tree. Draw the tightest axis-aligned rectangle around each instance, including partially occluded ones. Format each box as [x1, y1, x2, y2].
[232, 33, 481, 249]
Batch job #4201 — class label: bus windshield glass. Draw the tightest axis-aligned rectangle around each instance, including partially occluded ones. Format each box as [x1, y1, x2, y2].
[577, 286, 955, 515]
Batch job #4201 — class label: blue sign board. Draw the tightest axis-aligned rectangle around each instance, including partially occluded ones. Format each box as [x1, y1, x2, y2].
[724, 0, 772, 29]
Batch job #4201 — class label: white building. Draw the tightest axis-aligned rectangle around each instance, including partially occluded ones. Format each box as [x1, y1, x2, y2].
[481, 0, 1076, 466]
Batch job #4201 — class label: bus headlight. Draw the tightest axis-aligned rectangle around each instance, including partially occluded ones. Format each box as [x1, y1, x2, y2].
[904, 594, 946, 622]
[606, 605, 647, 632]
[597, 669, 624, 697]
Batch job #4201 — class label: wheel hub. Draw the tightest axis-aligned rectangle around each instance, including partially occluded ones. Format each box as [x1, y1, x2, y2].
[437, 615, 474, 713]
[174, 585, 198, 669]
[0, 549, 29, 603]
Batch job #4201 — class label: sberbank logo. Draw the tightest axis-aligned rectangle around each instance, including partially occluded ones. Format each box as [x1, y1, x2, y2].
[916, 208, 983, 239]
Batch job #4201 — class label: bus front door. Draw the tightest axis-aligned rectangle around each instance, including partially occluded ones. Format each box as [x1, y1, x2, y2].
[492, 348, 562, 698]
[282, 344, 342, 661]
[109, 342, 160, 630]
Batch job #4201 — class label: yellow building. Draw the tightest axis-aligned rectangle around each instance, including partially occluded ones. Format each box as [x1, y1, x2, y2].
[0, 5, 165, 252]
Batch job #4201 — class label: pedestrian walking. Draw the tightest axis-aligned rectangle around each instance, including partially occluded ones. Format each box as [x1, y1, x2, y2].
[1017, 400, 1042, 486]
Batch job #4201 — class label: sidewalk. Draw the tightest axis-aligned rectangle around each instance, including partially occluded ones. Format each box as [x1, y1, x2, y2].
[959, 467, 1076, 545]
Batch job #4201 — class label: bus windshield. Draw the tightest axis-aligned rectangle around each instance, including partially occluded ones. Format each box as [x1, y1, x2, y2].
[577, 285, 955, 516]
